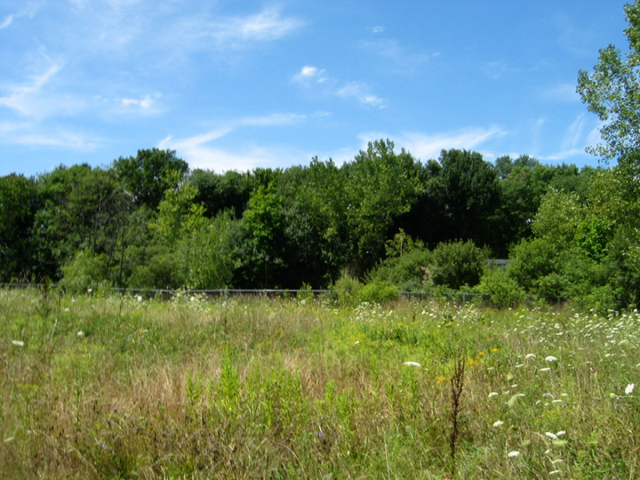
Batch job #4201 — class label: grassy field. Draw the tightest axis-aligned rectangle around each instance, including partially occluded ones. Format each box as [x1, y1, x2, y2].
[1, 288, 639, 479]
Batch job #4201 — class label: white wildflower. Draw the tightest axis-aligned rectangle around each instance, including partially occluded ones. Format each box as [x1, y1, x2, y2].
[545, 356, 558, 362]
[626, 383, 635, 395]
[556, 431, 566, 436]
[11, 340, 24, 347]
[404, 361, 421, 367]
[525, 353, 536, 360]
[77, 331, 84, 337]
[507, 451, 520, 458]
[546, 432, 558, 440]
[540, 367, 551, 372]
[493, 420, 504, 427]
[136, 295, 142, 302]
[488, 392, 499, 398]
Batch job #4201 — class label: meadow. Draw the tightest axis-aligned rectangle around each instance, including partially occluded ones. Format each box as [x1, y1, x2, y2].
[1, 288, 639, 479]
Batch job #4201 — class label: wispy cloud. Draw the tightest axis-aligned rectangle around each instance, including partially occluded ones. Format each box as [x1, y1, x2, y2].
[540, 114, 603, 161]
[197, 7, 303, 49]
[542, 83, 580, 103]
[0, 2, 41, 30]
[359, 38, 437, 73]
[293, 66, 385, 108]
[0, 61, 64, 118]
[359, 126, 506, 161]
[0, 121, 98, 149]
[157, 112, 310, 171]
[337, 82, 385, 108]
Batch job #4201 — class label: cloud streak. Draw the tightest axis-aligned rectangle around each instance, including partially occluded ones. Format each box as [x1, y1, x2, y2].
[360, 126, 506, 161]
[293, 66, 385, 108]
[157, 112, 310, 171]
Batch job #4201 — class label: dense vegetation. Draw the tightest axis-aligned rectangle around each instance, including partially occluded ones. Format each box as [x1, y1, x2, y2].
[3, 1, 640, 312]
[2, 289, 640, 479]
[0, 142, 631, 311]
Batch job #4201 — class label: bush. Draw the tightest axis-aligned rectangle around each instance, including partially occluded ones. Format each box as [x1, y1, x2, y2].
[508, 238, 559, 292]
[329, 272, 363, 307]
[431, 240, 486, 290]
[61, 250, 109, 294]
[477, 268, 525, 309]
[358, 279, 400, 304]
[368, 248, 432, 291]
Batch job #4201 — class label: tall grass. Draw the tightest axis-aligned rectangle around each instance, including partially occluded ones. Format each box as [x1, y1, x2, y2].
[1, 288, 639, 478]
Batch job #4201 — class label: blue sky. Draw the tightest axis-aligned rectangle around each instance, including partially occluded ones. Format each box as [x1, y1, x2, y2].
[0, 0, 630, 177]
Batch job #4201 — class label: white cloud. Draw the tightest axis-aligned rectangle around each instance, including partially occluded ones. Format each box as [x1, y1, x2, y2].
[293, 66, 385, 108]
[542, 83, 580, 102]
[359, 38, 436, 73]
[204, 7, 303, 48]
[371, 26, 385, 33]
[338, 82, 385, 108]
[0, 14, 14, 29]
[0, 2, 42, 30]
[0, 62, 63, 118]
[537, 115, 604, 161]
[157, 112, 309, 171]
[0, 122, 98, 149]
[121, 94, 159, 112]
[360, 126, 506, 161]
[294, 66, 326, 82]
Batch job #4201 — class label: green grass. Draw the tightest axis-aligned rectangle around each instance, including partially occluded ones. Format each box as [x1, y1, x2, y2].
[1, 288, 639, 479]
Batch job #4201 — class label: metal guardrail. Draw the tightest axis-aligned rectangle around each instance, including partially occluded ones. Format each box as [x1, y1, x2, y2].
[0, 283, 566, 304]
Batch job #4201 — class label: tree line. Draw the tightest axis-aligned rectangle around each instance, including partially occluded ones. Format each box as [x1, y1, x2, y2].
[0, 143, 615, 303]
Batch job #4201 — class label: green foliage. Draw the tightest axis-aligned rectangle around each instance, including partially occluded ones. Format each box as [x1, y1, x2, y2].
[128, 245, 183, 289]
[176, 211, 239, 289]
[532, 188, 585, 246]
[60, 250, 109, 293]
[0, 174, 38, 280]
[358, 279, 400, 304]
[113, 148, 188, 209]
[577, 0, 640, 166]
[330, 272, 363, 306]
[508, 238, 559, 292]
[151, 172, 206, 247]
[477, 268, 526, 309]
[431, 240, 486, 290]
[368, 230, 432, 291]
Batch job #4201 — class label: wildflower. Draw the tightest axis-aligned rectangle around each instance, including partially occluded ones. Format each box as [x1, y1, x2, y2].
[507, 451, 520, 457]
[556, 431, 566, 436]
[11, 340, 24, 347]
[525, 353, 536, 360]
[136, 295, 142, 302]
[493, 420, 504, 427]
[626, 383, 635, 395]
[540, 367, 551, 372]
[546, 432, 559, 440]
[488, 392, 499, 398]
[77, 331, 84, 337]
[404, 361, 421, 367]
[437, 375, 446, 385]
[354, 341, 360, 345]
[545, 356, 558, 362]
[492, 348, 499, 353]
[478, 352, 485, 356]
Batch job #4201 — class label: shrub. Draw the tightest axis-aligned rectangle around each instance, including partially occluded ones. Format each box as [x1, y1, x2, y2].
[358, 279, 400, 304]
[477, 268, 525, 309]
[329, 272, 362, 307]
[61, 250, 109, 294]
[431, 240, 486, 290]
